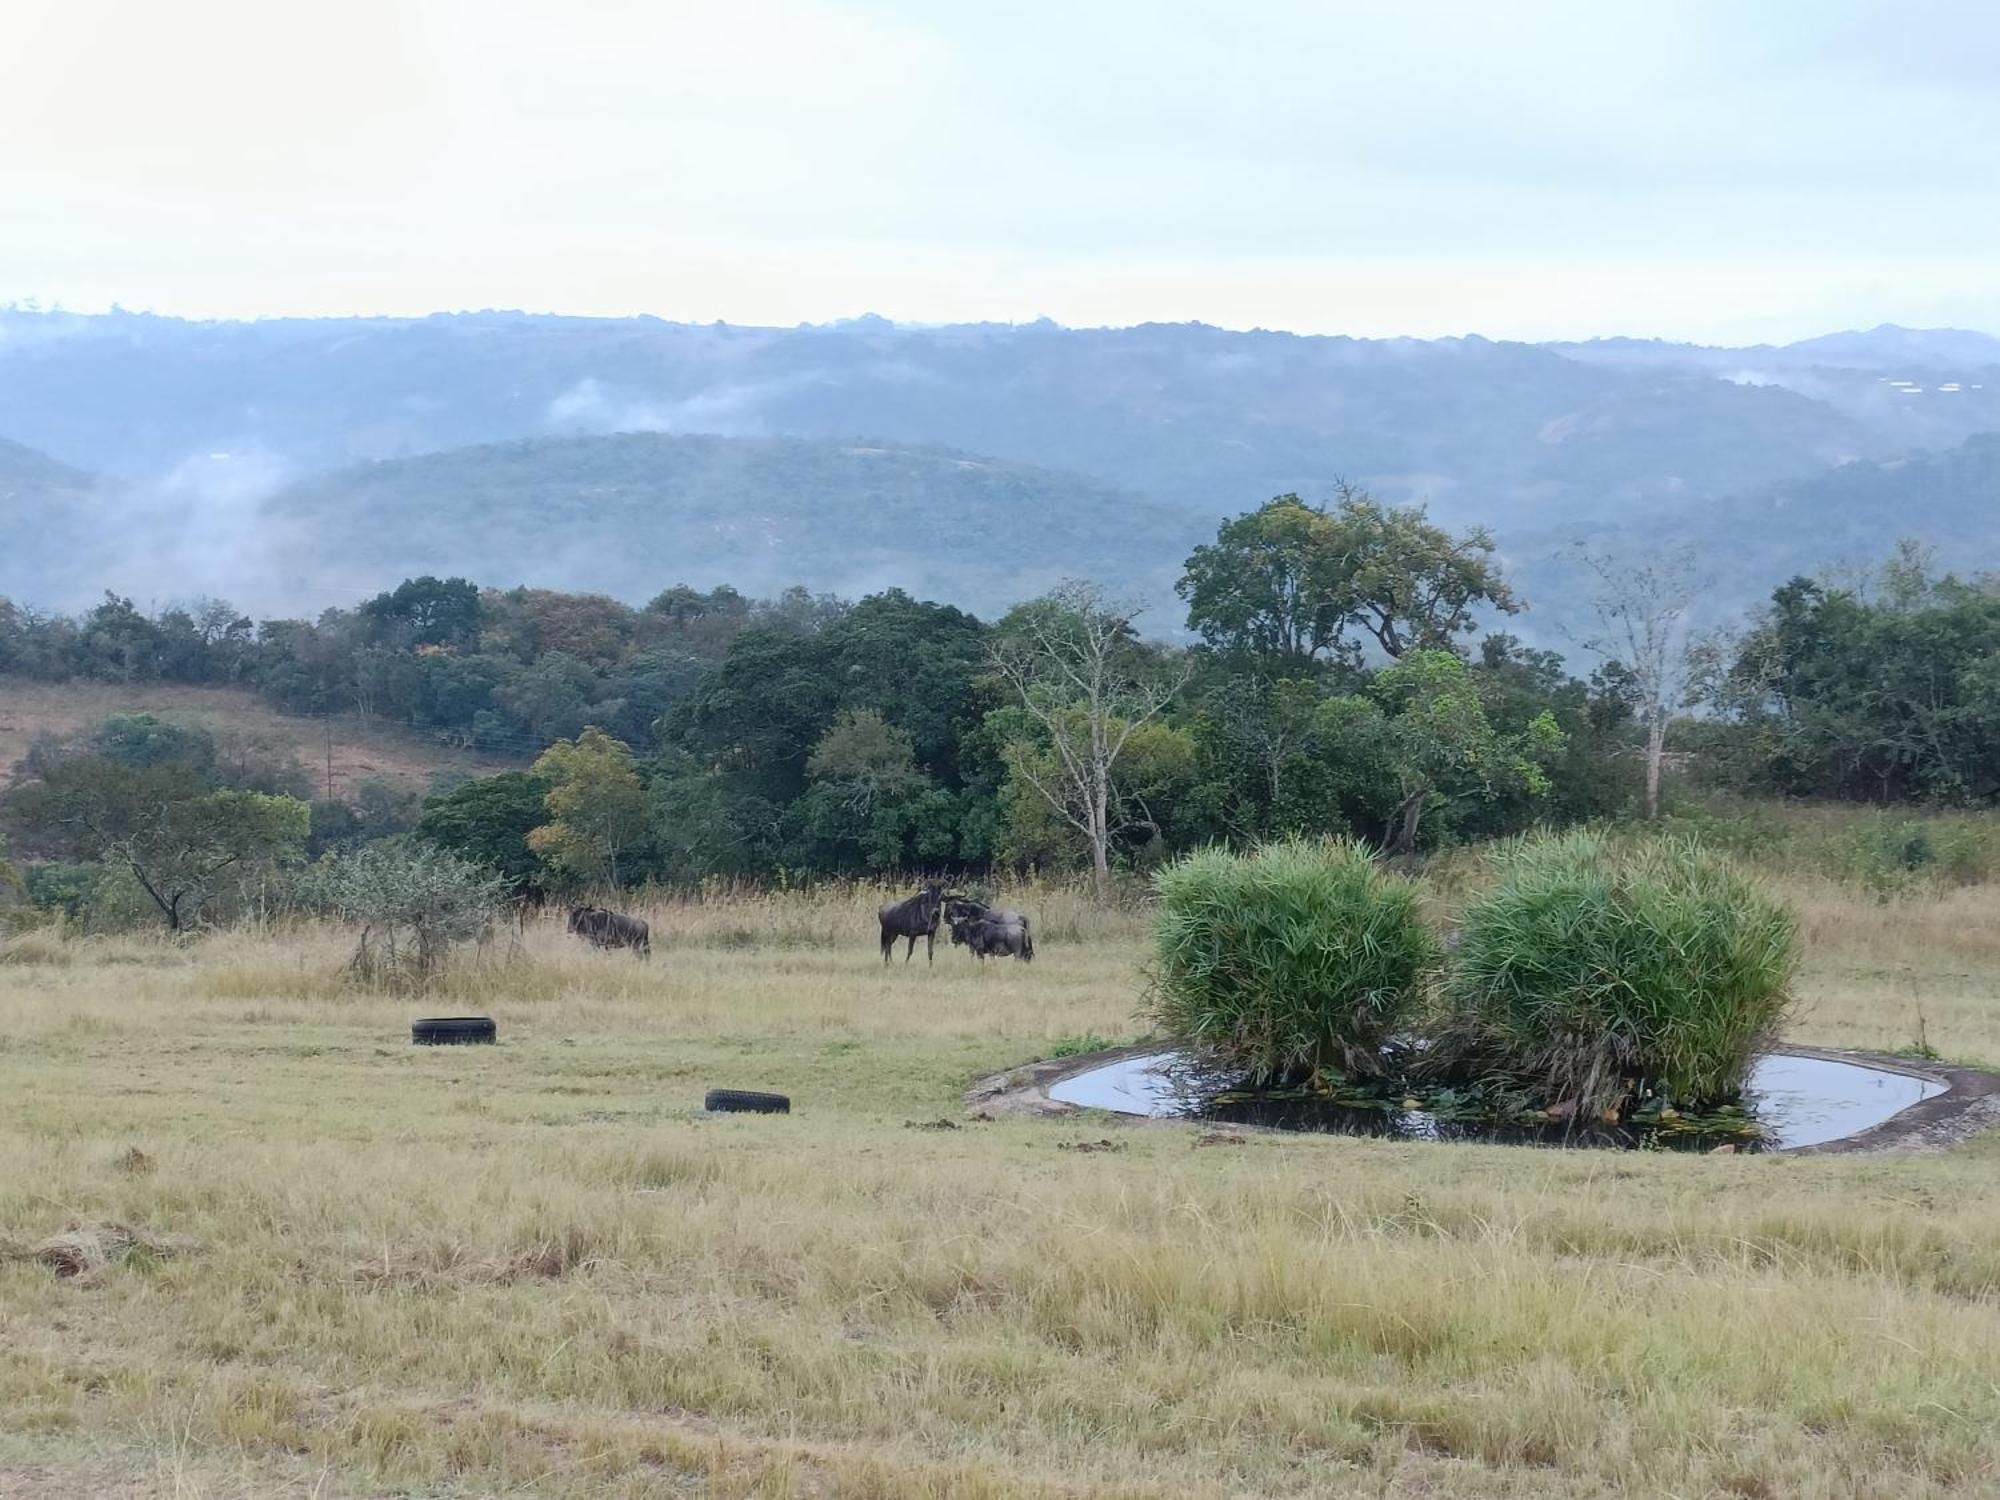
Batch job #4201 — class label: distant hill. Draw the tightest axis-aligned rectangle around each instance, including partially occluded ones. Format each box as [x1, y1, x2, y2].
[0, 308, 1934, 533]
[259, 432, 1198, 621]
[1697, 432, 2000, 589]
[1505, 432, 2000, 639]
[0, 438, 106, 588]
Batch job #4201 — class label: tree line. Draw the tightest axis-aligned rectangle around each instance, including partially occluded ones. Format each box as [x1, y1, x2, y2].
[4, 490, 1994, 922]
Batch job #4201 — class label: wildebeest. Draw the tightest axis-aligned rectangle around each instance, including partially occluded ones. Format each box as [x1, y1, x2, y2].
[878, 883, 944, 964]
[567, 904, 651, 957]
[948, 913, 1034, 962]
[944, 897, 1032, 959]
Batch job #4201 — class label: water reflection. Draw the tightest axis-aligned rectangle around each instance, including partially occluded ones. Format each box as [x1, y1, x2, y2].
[1046, 1049, 1944, 1151]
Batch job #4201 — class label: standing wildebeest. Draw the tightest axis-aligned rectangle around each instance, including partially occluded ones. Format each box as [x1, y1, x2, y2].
[947, 913, 1034, 962]
[944, 897, 1033, 960]
[567, 904, 651, 957]
[878, 883, 944, 964]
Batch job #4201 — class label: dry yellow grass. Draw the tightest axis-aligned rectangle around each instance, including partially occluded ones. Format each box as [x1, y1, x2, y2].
[2, 880, 1998, 1498]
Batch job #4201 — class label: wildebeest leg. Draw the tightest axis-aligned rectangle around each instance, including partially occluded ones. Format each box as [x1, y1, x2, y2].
[904, 934, 916, 963]
[881, 926, 894, 964]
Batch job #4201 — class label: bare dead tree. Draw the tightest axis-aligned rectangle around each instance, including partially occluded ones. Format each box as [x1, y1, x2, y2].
[1574, 545, 1706, 820]
[989, 582, 1190, 902]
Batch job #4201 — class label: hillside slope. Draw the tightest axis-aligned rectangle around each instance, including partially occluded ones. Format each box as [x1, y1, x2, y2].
[259, 432, 1197, 619]
[0, 438, 104, 585]
[1505, 432, 2000, 637]
[0, 678, 519, 796]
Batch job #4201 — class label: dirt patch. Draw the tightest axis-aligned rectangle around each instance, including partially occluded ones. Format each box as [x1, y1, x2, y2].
[1056, 1138, 1126, 1154]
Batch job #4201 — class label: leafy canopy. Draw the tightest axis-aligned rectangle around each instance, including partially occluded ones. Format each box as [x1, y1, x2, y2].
[1180, 488, 1518, 665]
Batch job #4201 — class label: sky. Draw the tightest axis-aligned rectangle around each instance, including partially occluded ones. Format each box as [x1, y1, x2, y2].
[3, 0, 1997, 343]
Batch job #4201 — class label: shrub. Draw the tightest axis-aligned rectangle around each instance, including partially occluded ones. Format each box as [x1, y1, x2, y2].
[1437, 832, 1795, 1116]
[295, 840, 508, 991]
[1149, 839, 1437, 1083]
[23, 861, 156, 933]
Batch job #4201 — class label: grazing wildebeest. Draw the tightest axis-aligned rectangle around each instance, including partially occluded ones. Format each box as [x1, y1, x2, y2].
[878, 883, 944, 964]
[948, 913, 1035, 962]
[567, 904, 651, 957]
[944, 897, 1032, 957]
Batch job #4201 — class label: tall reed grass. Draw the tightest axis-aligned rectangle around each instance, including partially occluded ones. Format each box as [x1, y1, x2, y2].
[1150, 839, 1437, 1081]
[1436, 831, 1797, 1116]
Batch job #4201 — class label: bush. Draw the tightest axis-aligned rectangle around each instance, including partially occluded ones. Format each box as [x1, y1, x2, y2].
[23, 861, 156, 933]
[1149, 839, 1437, 1083]
[1437, 832, 1796, 1116]
[295, 840, 508, 991]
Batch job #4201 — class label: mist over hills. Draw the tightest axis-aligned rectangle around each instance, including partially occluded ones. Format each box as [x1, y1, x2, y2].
[2, 309, 1997, 634]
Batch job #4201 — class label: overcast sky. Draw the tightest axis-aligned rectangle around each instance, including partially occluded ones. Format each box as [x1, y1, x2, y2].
[3, 0, 1996, 343]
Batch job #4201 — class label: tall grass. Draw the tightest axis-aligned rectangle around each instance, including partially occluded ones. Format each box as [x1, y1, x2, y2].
[1436, 831, 1797, 1116]
[1150, 839, 1437, 1082]
[1658, 793, 2000, 895]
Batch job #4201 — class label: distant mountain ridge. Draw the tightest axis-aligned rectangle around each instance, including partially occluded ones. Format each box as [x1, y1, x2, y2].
[5, 309, 1992, 530]
[2, 311, 1997, 637]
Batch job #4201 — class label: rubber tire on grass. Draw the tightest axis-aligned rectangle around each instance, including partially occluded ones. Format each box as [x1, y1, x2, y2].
[705, 1088, 790, 1114]
[412, 1016, 497, 1046]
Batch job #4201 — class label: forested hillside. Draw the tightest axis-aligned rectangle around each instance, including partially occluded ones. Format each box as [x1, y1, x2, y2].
[262, 433, 1190, 618]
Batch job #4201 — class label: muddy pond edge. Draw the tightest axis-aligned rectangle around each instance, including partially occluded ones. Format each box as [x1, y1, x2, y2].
[968, 1044, 2000, 1156]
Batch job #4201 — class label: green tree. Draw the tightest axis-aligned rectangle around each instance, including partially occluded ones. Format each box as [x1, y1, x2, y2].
[7, 755, 309, 931]
[1177, 496, 1355, 667]
[1180, 488, 1517, 665]
[417, 772, 553, 893]
[360, 576, 484, 650]
[527, 727, 649, 886]
[1322, 650, 1564, 856]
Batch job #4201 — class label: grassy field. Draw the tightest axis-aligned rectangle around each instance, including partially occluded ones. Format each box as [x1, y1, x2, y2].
[2, 879, 1999, 1498]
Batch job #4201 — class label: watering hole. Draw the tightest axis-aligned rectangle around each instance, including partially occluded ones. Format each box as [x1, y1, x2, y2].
[1046, 1049, 1947, 1151]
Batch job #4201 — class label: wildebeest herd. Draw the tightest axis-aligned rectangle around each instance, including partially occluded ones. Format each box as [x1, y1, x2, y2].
[877, 884, 1034, 964]
[564, 886, 1034, 966]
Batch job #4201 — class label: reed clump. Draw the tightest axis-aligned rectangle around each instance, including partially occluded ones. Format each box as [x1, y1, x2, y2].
[1150, 838, 1437, 1082]
[1434, 831, 1797, 1118]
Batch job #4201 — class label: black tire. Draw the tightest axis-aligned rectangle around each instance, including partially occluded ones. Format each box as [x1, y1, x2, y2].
[412, 1016, 497, 1046]
[704, 1088, 790, 1114]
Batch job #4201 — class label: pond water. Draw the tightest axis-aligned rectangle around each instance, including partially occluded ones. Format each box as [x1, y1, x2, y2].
[1046, 1049, 1946, 1151]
